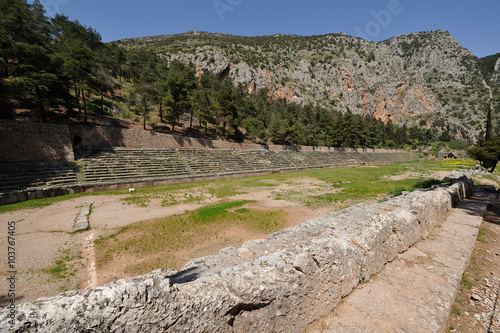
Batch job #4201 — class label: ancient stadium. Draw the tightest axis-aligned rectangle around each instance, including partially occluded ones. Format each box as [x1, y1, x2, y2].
[1, 120, 499, 332]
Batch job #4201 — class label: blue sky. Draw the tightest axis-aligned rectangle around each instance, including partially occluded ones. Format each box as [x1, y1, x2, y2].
[36, 0, 499, 57]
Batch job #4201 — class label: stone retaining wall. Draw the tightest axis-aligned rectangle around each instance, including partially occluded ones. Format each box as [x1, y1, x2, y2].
[0, 120, 408, 163]
[0, 120, 74, 163]
[0, 177, 474, 332]
[68, 124, 403, 154]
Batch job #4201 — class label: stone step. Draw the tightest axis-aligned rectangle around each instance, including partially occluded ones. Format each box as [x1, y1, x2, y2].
[0, 170, 76, 177]
[84, 170, 191, 180]
[84, 169, 187, 175]
[0, 181, 46, 189]
[46, 179, 79, 186]
[83, 162, 187, 168]
[0, 177, 66, 185]
[83, 165, 187, 171]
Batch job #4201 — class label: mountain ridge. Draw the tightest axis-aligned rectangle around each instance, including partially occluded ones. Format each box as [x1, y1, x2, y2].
[116, 29, 500, 140]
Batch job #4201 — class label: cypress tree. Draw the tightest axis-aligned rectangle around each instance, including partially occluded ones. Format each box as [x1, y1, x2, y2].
[485, 107, 493, 142]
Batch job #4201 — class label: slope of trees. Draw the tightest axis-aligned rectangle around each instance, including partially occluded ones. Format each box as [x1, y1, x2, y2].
[1, 0, 449, 149]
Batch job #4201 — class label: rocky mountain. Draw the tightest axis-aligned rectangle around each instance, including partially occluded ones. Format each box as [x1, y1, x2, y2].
[494, 58, 500, 82]
[479, 52, 500, 84]
[117, 30, 500, 140]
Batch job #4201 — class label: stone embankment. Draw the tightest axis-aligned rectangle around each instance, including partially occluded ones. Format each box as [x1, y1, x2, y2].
[0, 177, 473, 333]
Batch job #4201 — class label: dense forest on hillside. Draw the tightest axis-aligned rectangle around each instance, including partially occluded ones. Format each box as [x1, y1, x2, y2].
[0, 0, 480, 149]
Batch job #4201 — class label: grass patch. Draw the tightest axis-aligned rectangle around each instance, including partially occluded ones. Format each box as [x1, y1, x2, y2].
[243, 181, 277, 187]
[389, 187, 407, 197]
[95, 201, 285, 274]
[182, 193, 205, 204]
[43, 248, 81, 281]
[460, 272, 474, 290]
[451, 305, 462, 316]
[207, 184, 240, 198]
[443, 160, 476, 167]
[161, 194, 179, 207]
[273, 189, 303, 201]
[123, 195, 150, 207]
[477, 227, 487, 243]
[305, 193, 339, 206]
[195, 201, 254, 222]
[473, 173, 500, 187]
[386, 178, 452, 198]
[0, 194, 89, 213]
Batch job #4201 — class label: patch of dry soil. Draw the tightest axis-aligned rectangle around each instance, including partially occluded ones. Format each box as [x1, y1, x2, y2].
[0, 177, 343, 305]
[446, 198, 500, 333]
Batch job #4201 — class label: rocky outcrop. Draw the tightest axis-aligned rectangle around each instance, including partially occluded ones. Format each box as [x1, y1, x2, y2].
[492, 57, 500, 82]
[1, 177, 473, 332]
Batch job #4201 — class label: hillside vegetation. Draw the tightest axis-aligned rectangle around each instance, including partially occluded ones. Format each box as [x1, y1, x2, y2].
[2, 1, 499, 148]
[118, 31, 500, 141]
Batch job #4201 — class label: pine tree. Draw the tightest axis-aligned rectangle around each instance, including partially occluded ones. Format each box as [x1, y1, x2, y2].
[52, 14, 104, 122]
[0, 0, 64, 121]
[485, 107, 493, 142]
[163, 62, 196, 132]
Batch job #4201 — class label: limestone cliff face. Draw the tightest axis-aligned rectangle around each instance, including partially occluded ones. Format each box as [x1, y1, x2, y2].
[118, 30, 499, 139]
[492, 58, 500, 82]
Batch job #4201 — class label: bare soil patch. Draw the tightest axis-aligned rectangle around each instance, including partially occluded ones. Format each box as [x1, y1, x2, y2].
[0, 177, 341, 305]
[446, 197, 500, 332]
[382, 170, 422, 181]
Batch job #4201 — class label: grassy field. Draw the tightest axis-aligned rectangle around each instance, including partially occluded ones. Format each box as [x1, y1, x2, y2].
[0, 159, 478, 215]
[111, 159, 477, 209]
[88, 159, 478, 274]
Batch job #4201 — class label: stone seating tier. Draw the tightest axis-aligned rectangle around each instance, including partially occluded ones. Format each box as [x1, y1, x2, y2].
[0, 148, 417, 192]
[0, 162, 79, 191]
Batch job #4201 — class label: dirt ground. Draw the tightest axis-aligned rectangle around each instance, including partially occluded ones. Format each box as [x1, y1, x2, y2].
[446, 197, 500, 332]
[0, 177, 344, 306]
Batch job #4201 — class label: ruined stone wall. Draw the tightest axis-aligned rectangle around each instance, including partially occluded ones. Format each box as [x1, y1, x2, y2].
[68, 124, 400, 154]
[0, 120, 74, 163]
[0, 121, 404, 164]
[0, 178, 474, 333]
